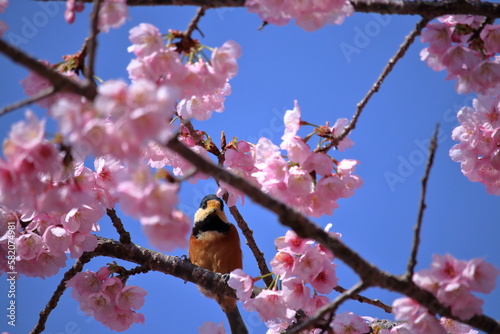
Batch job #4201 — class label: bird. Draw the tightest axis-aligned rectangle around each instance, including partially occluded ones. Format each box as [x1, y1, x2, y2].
[188, 194, 248, 334]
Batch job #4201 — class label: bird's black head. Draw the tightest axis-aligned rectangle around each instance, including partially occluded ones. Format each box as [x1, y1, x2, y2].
[199, 194, 224, 211]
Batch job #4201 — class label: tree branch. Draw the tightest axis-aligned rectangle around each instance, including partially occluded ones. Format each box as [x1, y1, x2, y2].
[34, 0, 500, 19]
[287, 282, 366, 334]
[31, 254, 94, 334]
[165, 135, 500, 334]
[318, 17, 429, 153]
[0, 87, 55, 116]
[84, 0, 103, 83]
[405, 124, 439, 280]
[228, 204, 273, 287]
[107, 208, 132, 244]
[333, 285, 392, 313]
[0, 39, 97, 101]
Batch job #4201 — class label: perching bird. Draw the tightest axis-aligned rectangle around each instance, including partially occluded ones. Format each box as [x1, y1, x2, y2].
[188, 194, 248, 334]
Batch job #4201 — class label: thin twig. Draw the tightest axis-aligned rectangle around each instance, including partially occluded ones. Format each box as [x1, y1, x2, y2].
[0, 39, 97, 101]
[184, 6, 206, 38]
[318, 17, 429, 153]
[0, 87, 55, 116]
[30, 254, 94, 334]
[228, 205, 273, 287]
[405, 124, 439, 280]
[334, 285, 392, 313]
[107, 208, 132, 244]
[84, 0, 103, 83]
[286, 282, 366, 334]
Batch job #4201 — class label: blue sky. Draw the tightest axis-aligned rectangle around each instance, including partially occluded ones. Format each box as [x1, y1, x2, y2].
[1, 1, 499, 333]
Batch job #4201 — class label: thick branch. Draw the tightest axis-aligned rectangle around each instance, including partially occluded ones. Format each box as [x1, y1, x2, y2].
[90, 236, 237, 298]
[165, 135, 500, 334]
[0, 39, 97, 101]
[34, 0, 500, 18]
[405, 125, 439, 279]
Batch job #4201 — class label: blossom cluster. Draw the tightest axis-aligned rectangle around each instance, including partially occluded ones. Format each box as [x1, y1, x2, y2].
[421, 16, 500, 96]
[216, 100, 362, 217]
[0, 113, 112, 278]
[127, 23, 241, 121]
[228, 229, 343, 332]
[66, 266, 147, 332]
[393, 254, 499, 333]
[0, 0, 8, 37]
[450, 95, 500, 195]
[245, 0, 353, 32]
[65, 0, 128, 32]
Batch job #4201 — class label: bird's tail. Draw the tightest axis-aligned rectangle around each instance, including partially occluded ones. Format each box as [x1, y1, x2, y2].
[225, 306, 248, 334]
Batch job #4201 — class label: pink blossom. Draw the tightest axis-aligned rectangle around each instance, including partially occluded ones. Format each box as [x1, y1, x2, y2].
[211, 41, 241, 81]
[66, 271, 102, 300]
[282, 100, 301, 141]
[18, 250, 67, 278]
[274, 230, 310, 254]
[62, 205, 104, 234]
[304, 293, 329, 316]
[0, 20, 8, 37]
[302, 152, 334, 176]
[20, 61, 55, 108]
[177, 83, 231, 121]
[331, 118, 354, 151]
[103, 308, 145, 331]
[436, 282, 483, 320]
[245, 289, 289, 322]
[43, 226, 71, 256]
[101, 277, 123, 298]
[281, 136, 310, 165]
[98, 0, 128, 33]
[15, 232, 43, 260]
[141, 210, 191, 251]
[115, 285, 147, 310]
[480, 25, 500, 55]
[69, 232, 97, 258]
[199, 321, 227, 334]
[270, 250, 295, 278]
[292, 246, 324, 282]
[470, 59, 500, 95]
[421, 22, 452, 56]
[440, 318, 478, 334]
[286, 166, 313, 196]
[127, 23, 164, 58]
[429, 253, 467, 283]
[310, 261, 338, 294]
[65, 0, 84, 24]
[228, 269, 254, 302]
[392, 297, 446, 334]
[462, 258, 499, 293]
[0, 0, 8, 13]
[441, 45, 481, 77]
[246, 0, 353, 31]
[331, 311, 370, 334]
[281, 277, 310, 310]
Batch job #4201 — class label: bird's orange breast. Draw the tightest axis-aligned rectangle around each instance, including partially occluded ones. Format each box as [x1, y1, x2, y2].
[189, 224, 242, 274]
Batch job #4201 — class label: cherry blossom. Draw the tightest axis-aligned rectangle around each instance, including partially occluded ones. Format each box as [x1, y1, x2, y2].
[98, 0, 128, 33]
